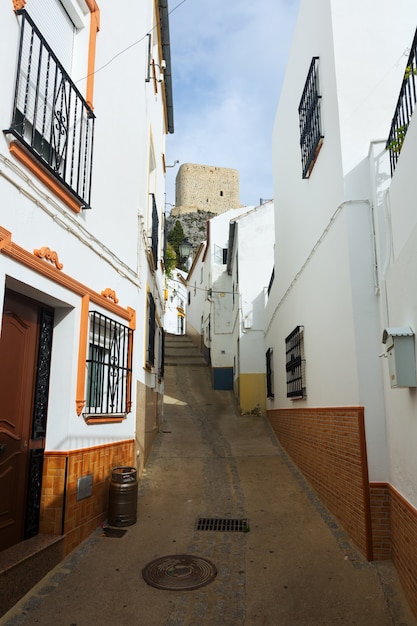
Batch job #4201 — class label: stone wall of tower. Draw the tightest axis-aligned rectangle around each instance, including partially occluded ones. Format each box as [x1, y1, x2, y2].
[171, 163, 240, 216]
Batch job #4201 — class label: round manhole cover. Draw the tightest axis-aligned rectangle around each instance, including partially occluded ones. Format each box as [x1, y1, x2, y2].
[142, 554, 217, 591]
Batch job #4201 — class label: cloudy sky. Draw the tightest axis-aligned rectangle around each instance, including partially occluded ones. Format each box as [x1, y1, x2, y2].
[165, 0, 301, 209]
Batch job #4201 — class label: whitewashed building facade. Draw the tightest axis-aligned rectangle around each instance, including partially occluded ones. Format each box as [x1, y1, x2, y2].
[266, 0, 417, 614]
[164, 269, 187, 335]
[186, 207, 250, 389]
[0, 0, 173, 566]
[227, 201, 274, 415]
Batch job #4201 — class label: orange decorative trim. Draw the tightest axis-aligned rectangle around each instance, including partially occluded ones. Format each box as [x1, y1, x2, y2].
[84, 416, 125, 425]
[86, 2, 100, 110]
[76, 295, 89, 416]
[44, 438, 134, 455]
[0, 231, 12, 250]
[101, 288, 118, 303]
[0, 226, 132, 320]
[127, 306, 136, 330]
[9, 142, 82, 213]
[12, 0, 26, 9]
[34, 246, 64, 270]
[0, 226, 137, 418]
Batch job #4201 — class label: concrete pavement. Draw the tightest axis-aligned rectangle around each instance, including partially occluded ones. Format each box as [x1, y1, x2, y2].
[2, 335, 416, 625]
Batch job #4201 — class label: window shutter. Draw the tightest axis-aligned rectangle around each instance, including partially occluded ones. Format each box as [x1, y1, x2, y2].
[25, 0, 75, 74]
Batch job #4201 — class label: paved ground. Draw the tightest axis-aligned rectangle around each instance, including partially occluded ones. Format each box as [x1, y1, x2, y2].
[2, 338, 416, 625]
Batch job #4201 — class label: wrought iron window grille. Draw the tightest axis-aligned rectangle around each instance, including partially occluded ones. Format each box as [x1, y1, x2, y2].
[149, 193, 160, 269]
[386, 27, 417, 175]
[146, 293, 156, 368]
[158, 328, 165, 381]
[285, 325, 306, 399]
[299, 57, 323, 179]
[267, 267, 275, 297]
[266, 347, 274, 399]
[4, 10, 95, 209]
[85, 311, 133, 415]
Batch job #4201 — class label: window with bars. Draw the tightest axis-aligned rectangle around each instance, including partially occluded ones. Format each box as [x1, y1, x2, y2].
[85, 312, 133, 415]
[4, 10, 95, 209]
[266, 348, 274, 399]
[150, 194, 159, 268]
[285, 326, 306, 399]
[146, 293, 156, 368]
[214, 244, 228, 265]
[299, 57, 323, 179]
[158, 328, 165, 381]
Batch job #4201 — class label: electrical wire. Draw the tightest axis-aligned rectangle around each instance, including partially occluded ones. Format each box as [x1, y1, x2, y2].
[75, 0, 188, 84]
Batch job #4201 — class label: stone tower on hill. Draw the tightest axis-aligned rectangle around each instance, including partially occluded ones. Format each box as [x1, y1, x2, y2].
[171, 163, 240, 216]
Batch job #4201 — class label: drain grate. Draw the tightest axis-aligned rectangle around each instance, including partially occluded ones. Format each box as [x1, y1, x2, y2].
[196, 517, 250, 533]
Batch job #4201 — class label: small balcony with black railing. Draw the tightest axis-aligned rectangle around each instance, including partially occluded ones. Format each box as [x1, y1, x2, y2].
[3, 10, 95, 211]
[386, 27, 417, 175]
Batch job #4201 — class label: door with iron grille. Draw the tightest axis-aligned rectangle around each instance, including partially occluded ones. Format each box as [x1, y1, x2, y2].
[0, 291, 53, 551]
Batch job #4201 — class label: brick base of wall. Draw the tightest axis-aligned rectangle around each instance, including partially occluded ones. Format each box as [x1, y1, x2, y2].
[267, 407, 417, 619]
[267, 407, 372, 559]
[390, 484, 417, 617]
[40, 439, 135, 557]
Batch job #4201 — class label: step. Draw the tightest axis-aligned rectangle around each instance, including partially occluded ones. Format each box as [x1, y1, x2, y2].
[0, 534, 64, 616]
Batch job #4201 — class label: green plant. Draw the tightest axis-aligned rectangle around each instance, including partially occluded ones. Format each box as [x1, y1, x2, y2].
[404, 64, 417, 80]
[164, 242, 177, 278]
[387, 124, 407, 154]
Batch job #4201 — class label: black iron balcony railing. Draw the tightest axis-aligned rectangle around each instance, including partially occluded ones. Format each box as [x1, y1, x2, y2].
[4, 10, 95, 209]
[151, 193, 159, 268]
[386, 27, 417, 175]
[299, 57, 323, 179]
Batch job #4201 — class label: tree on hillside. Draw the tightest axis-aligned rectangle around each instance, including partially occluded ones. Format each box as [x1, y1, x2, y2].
[164, 242, 177, 278]
[167, 220, 186, 268]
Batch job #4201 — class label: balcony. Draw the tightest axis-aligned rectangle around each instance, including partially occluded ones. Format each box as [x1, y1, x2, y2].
[299, 57, 323, 179]
[4, 10, 95, 210]
[386, 27, 417, 175]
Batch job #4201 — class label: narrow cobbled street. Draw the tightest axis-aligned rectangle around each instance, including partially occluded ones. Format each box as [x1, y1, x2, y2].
[2, 335, 416, 626]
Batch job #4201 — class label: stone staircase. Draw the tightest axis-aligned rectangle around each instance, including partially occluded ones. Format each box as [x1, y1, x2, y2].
[164, 333, 207, 367]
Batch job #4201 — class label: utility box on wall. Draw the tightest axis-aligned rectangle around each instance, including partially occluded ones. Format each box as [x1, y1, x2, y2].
[382, 327, 417, 388]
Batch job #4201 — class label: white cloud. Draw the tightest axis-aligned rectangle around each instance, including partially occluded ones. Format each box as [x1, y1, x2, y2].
[166, 0, 300, 207]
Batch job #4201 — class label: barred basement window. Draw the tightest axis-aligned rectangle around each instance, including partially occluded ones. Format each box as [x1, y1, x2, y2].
[85, 312, 133, 415]
[285, 326, 306, 399]
[299, 57, 323, 179]
[266, 348, 274, 399]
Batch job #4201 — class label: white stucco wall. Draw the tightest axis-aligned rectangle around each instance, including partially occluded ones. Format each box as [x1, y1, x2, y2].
[165, 271, 187, 335]
[373, 113, 417, 506]
[231, 202, 274, 375]
[267, 0, 417, 481]
[0, 0, 169, 451]
[186, 245, 206, 341]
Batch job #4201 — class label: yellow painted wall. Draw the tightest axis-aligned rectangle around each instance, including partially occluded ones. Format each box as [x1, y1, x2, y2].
[238, 373, 266, 416]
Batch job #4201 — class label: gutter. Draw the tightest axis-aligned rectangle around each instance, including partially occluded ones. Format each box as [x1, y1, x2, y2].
[158, 0, 174, 134]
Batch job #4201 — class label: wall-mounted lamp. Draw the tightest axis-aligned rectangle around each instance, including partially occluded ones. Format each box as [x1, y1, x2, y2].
[179, 238, 192, 261]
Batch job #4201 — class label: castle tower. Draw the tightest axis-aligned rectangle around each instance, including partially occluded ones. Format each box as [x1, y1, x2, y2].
[171, 163, 240, 216]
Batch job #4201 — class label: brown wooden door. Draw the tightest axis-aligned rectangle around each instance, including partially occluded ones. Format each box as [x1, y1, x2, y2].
[0, 291, 39, 552]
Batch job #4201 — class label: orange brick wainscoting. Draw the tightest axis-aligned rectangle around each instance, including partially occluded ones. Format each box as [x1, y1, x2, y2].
[267, 408, 417, 619]
[267, 407, 372, 559]
[370, 483, 417, 617]
[40, 440, 135, 556]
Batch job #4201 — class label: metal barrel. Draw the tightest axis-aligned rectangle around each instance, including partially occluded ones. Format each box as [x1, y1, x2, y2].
[108, 466, 138, 527]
